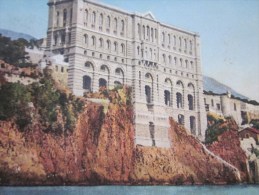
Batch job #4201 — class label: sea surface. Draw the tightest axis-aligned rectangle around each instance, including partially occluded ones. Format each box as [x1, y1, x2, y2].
[0, 185, 258, 195]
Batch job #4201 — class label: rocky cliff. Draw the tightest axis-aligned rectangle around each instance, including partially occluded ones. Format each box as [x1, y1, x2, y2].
[0, 84, 246, 185]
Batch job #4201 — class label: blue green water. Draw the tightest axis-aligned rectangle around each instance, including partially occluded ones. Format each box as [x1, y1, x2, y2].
[0, 185, 258, 195]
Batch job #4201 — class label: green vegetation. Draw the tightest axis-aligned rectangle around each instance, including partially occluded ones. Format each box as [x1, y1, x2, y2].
[205, 113, 228, 144]
[0, 34, 37, 67]
[0, 70, 84, 135]
[250, 119, 259, 129]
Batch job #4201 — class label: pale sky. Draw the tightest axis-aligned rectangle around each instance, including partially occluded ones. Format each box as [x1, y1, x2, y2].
[0, 0, 258, 101]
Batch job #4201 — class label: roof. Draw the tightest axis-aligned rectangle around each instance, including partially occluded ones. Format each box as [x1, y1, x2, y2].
[240, 127, 259, 134]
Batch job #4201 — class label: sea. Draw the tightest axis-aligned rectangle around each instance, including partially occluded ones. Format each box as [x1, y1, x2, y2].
[0, 185, 259, 195]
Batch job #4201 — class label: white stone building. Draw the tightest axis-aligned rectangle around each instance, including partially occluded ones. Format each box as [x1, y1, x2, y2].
[46, 0, 207, 147]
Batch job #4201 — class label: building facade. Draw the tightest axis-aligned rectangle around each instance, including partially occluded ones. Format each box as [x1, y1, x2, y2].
[204, 92, 259, 126]
[46, 0, 207, 147]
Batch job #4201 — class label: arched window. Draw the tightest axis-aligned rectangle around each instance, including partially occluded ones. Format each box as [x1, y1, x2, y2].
[114, 18, 118, 32]
[137, 23, 141, 38]
[190, 61, 194, 69]
[176, 92, 183, 108]
[190, 40, 193, 52]
[168, 34, 171, 44]
[137, 46, 140, 55]
[121, 44, 125, 54]
[83, 34, 88, 44]
[54, 34, 58, 45]
[184, 38, 187, 50]
[114, 42, 118, 52]
[56, 11, 60, 27]
[147, 26, 150, 40]
[85, 9, 88, 23]
[190, 116, 196, 135]
[179, 37, 182, 48]
[83, 75, 92, 91]
[115, 68, 123, 75]
[91, 36, 95, 46]
[121, 20, 124, 33]
[143, 25, 145, 39]
[99, 38, 103, 48]
[63, 9, 67, 27]
[174, 35, 176, 46]
[99, 78, 107, 88]
[114, 81, 122, 87]
[178, 114, 184, 125]
[145, 85, 151, 104]
[85, 61, 93, 68]
[163, 54, 166, 64]
[151, 28, 154, 42]
[234, 103, 237, 111]
[99, 13, 103, 27]
[188, 94, 194, 110]
[92, 11, 96, 25]
[164, 90, 171, 106]
[162, 32, 165, 43]
[107, 40, 111, 50]
[107, 16, 111, 29]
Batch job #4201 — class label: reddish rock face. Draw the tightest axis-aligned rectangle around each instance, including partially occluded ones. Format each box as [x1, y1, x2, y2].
[0, 87, 246, 185]
[131, 119, 241, 185]
[207, 129, 249, 182]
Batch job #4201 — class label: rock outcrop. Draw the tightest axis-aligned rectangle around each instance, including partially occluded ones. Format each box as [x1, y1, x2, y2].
[0, 86, 246, 185]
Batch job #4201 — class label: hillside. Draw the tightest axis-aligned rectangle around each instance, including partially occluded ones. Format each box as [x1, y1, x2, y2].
[0, 28, 35, 41]
[0, 75, 247, 185]
[203, 76, 248, 100]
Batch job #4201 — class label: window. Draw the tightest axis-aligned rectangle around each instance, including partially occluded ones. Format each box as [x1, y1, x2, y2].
[61, 67, 64, 72]
[56, 11, 59, 27]
[61, 33, 65, 44]
[162, 32, 165, 43]
[107, 40, 111, 50]
[91, 36, 95, 46]
[92, 11, 96, 25]
[188, 94, 194, 110]
[211, 99, 214, 107]
[190, 40, 193, 52]
[107, 16, 111, 29]
[145, 85, 151, 104]
[99, 13, 103, 27]
[173, 35, 176, 46]
[180, 58, 183, 67]
[121, 44, 125, 54]
[137, 46, 140, 55]
[70, 8, 73, 24]
[143, 25, 145, 39]
[164, 90, 171, 106]
[178, 114, 184, 125]
[54, 34, 58, 45]
[99, 38, 103, 48]
[179, 37, 182, 48]
[55, 65, 58, 71]
[85, 9, 88, 23]
[63, 9, 67, 27]
[163, 54, 166, 64]
[121, 20, 124, 33]
[114, 18, 118, 32]
[234, 103, 237, 111]
[147, 26, 150, 40]
[114, 81, 122, 87]
[99, 78, 107, 88]
[84, 34, 88, 44]
[151, 28, 154, 42]
[85, 61, 92, 68]
[168, 34, 171, 45]
[114, 42, 117, 52]
[176, 92, 183, 108]
[68, 32, 71, 44]
[83, 75, 92, 91]
[184, 38, 187, 50]
[217, 103, 221, 110]
[137, 23, 141, 38]
[115, 68, 122, 75]
[190, 116, 196, 135]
